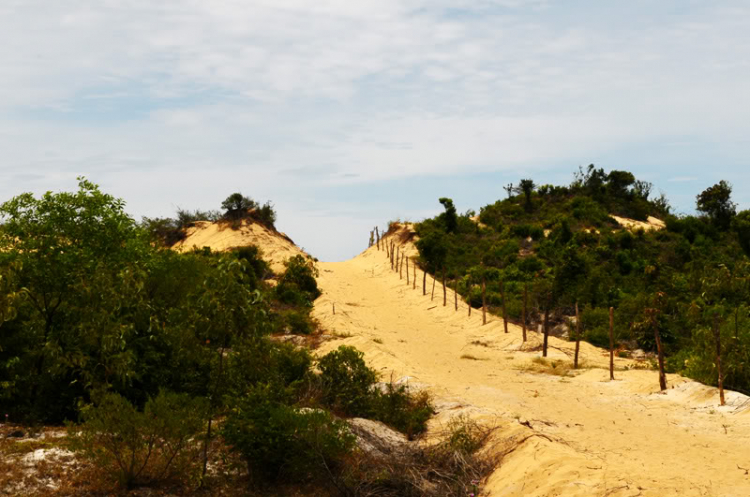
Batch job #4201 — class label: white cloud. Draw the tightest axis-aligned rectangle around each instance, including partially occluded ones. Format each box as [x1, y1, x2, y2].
[1, 0, 750, 259]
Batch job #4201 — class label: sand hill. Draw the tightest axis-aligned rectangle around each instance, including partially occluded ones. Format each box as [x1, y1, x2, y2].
[172, 220, 307, 273]
[313, 224, 750, 496]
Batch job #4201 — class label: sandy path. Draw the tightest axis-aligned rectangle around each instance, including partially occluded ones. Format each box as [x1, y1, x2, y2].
[313, 243, 750, 496]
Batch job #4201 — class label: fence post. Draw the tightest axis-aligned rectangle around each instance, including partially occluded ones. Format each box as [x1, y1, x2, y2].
[713, 314, 725, 405]
[423, 268, 427, 296]
[522, 283, 528, 342]
[573, 302, 581, 369]
[501, 280, 508, 333]
[413, 260, 416, 290]
[375, 227, 380, 250]
[406, 257, 409, 285]
[481, 276, 487, 325]
[400, 253, 404, 279]
[609, 307, 615, 381]
[442, 268, 446, 306]
[542, 301, 550, 357]
[431, 274, 436, 301]
[652, 309, 667, 391]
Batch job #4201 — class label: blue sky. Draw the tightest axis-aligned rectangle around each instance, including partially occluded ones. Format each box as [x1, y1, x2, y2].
[1, 0, 749, 260]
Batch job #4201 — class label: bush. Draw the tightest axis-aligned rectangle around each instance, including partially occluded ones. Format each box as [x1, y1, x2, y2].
[372, 384, 433, 439]
[318, 346, 378, 417]
[279, 309, 316, 335]
[70, 391, 207, 488]
[318, 346, 433, 438]
[276, 255, 321, 305]
[222, 383, 354, 483]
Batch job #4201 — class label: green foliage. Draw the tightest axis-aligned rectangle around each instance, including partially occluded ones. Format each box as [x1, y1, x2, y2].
[71, 391, 207, 488]
[410, 167, 750, 393]
[696, 180, 736, 229]
[275, 255, 321, 306]
[438, 197, 458, 233]
[318, 346, 379, 416]
[222, 383, 355, 483]
[317, 346, 433, 437]
[221, 193, 276, 228]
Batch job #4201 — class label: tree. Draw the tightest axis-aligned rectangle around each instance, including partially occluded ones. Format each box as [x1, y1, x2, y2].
[221, 193, 257, 219]
[503, 183, 514, 200]
[607, 170, 635, 197]
[696, 180, 736, 229]
[732, 210, 750, 256]
[438, 197, 458, 233]
[0, 178, 143, 418]
[514, 179, 536, 212]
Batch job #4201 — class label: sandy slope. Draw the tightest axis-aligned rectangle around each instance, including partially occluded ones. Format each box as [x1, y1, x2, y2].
[313, 233, 750, 496]
[173, 220, 306, 273]
[611, 215, 666, 232]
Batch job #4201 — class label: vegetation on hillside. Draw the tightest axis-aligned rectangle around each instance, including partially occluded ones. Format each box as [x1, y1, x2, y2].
[414, 166, 750, 394]
[142, 192, 277, 247]
[0, 180, 494, 495]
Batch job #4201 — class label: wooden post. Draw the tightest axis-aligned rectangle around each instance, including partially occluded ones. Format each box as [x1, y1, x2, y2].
[713, 314, 725, 406]
[396, 246, 400, 273]
[375, 227, 380, 250]
[406, 257, 409, 284]
[481, 276, 487, 325]
[385, 239, 389, 258]
[369, 231, 374, 247]
[542, 301, 550, 357]
[573, 302, 581, 369]
[609, 307, 615, 381]
[400, 253, 404, 279]
[333, 303, 335, 315]
[454, 280, 458, 311]
[413, 260, 416, 290]
[652, 309, 667, 391]
[422, 269, 427, 296]
[442, 268, 446, 307]
[431, 274, 436, 301]
[501, 280, 508, 333]
[390, 243, 394, 269]
[522, 283, 528, 342]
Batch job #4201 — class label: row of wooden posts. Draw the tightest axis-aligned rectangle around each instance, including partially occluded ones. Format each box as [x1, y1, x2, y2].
[367, 230, 728, 403]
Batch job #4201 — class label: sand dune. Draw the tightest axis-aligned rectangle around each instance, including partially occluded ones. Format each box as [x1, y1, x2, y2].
[313, 227, 750, 496]
[611, 215, 666, 232]
[173, 220, 307, 273]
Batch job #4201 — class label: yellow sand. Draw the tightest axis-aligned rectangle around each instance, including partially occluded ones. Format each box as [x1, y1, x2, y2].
[173, 220, 307, 273]
[313, 228, 750, 497]
[611, 215, 666, 232]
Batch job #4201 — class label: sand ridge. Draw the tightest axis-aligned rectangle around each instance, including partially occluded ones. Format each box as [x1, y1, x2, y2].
[313, 229, 750, 496]
[173, 220, 307, 273]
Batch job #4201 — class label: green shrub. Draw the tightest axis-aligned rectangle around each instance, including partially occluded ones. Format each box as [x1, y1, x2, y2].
[372, 384, 433, 439]
[276, 255, 321, 305]
[222, 383, 354, 483]
[318, 346, 378, 417]
[280, 309, 316, 335]
[70, 391, 207, 488]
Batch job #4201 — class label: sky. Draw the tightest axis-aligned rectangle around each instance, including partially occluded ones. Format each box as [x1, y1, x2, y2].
[1, 0, 749, 261]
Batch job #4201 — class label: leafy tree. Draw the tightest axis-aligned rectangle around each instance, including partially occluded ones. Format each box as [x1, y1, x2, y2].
[0, 178, 143, 418]
[606, 170, 636, 197]
[732, 210, 750, 256]
[696, 180, 736, 229]
[438, 197, 458, 233]
[221, 193, 257, 217]
[514, 179, 536, 212]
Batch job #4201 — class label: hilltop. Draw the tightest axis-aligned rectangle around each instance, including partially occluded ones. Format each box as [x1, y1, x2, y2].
[173, 219, 307, 273]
